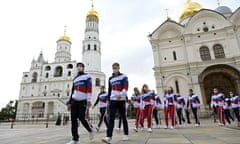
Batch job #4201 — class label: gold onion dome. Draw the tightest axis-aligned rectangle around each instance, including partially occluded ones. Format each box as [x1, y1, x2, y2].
[87, 8, 99, 17]
[179, 0, 202, 21]
[58, 26, 71, 42]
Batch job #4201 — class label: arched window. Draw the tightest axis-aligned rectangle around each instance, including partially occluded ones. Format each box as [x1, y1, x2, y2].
[213, 44, 225, 58]
[199, 46, 211, 61]
[96, 78, 100, 86]
[173, 51, 177, 61]
[67, 64, 73, 69]
[68, 71, 71, 76]
[175, 80, 180, 93]
[45, 73, 49, 78]
[88, 44, 91, 50]
[54, 66, 63, 77]
[31, 72, 38, 83]
[45, 66, 51, 71]
[94, 44, 97, 51]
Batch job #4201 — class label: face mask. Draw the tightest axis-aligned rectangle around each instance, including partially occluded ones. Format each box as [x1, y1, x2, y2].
[77, 67, 84, 72]
[113, 69, 119, 74]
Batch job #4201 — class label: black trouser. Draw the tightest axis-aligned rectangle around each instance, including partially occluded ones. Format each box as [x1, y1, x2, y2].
[224, 109, 234, 124]
[185, 109, 191, 124]
[98, 107, 109, 128]
[152, 108, 159, 125]
[233, 108, 240, 121]
[70, 100, 92, 141]
[177, 108, 185, 125]
[191, 107, 200, 125]
[107, 100, 128, 138]
[118, 115, 122, 128]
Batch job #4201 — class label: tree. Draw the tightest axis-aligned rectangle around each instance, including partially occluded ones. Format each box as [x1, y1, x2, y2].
[0, 100, 18, 121]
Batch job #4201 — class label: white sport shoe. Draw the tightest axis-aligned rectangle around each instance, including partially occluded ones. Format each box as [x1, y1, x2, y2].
[147, 128, 152, 132]
[89, 131, 94, 140]
[133, 127, 138, 132]
[66, 140, 78, 144]
[102, 137, 111, 144]
[115, 128, 120, 132]
[122, 135, 129, 141]
[164, 125, 168, 129]
[156, 125, 160, 129]
[170, 126, 175, 129]
[95, 126, 100, 132]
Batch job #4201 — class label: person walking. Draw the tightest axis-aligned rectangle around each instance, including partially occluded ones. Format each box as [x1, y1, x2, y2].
[102, 62, 129, 144]
[153, 93, 162, 129]
[223, 97, 234, 125]
[176, 93, 186, 126]
[92, 85, 109, 132]
[166, 87, 177, 129]
[131, 87, 141, 132]
[211, 88, 225, 126]
[229, 91, 240, 122]
[66, 62, 94, 144]
[187, 89, 201, 127]
[140, 84, 155, 132]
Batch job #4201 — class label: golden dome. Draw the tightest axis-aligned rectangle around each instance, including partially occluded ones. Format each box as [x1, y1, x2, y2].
[179, 0, 202, 21]
[58, 35, 71, 42]
[58, 26, 71, 42]
[87, 9, 99, 18]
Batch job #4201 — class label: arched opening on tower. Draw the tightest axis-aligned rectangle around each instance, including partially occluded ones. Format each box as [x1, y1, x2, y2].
[199, 64, 240, 108]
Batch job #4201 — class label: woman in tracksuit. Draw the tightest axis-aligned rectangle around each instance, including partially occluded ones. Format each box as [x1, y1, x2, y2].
[153, 93, 162, 129]
[140, 84, 155, 132]
[166, 87, 177, 129]
[132, 87, 141, 132]
[92, 85, 109, 132]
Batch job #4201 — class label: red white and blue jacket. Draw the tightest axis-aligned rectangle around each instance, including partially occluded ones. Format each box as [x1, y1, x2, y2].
[187, 93, 200, 108]
[108, 72, 128, 101]
[141, 90, 155, 107]
[132, 94, 141, 108]
[69, 73, 92, 103]
[166, 93, 177, 106]
[211, 93, 225, 107]
[94, 91, 108, 108]
[223, 98, 231, 110]
[176, 95, 185, 109]
[231, 95, 239, 108]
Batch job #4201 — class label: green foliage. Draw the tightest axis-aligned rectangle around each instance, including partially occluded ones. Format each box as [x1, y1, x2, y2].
[0, 100, 18, 121]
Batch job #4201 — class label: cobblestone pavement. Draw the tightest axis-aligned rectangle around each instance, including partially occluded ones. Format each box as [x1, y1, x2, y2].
[0, 119, 240, 144]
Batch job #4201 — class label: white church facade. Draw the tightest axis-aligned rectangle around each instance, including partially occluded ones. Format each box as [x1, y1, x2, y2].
[149, 1, 240, 114]
[16, 5, 105, 120]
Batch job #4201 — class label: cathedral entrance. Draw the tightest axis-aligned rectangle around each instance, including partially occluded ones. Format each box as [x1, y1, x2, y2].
[199, 64, 240, 108]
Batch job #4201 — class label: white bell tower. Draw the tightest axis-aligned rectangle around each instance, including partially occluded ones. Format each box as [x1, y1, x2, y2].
[82, 1, 101, 72]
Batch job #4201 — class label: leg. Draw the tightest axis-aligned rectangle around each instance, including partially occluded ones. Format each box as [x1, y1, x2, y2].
[233, 108, 240, 121]
[164, 107, 169, 127]
[102, 108, 109, 128]
[140, 109, 145, 128]
[135, 108, 140, 128]
[118, 101, 129, 135]
[224, 109, 231, 124]
[192, 108, 200, 125]
[147, 105, 153, 128]
[185, 109, 191, 124]
[107, 101, 117, 138]
[70, 101, 79, 141]
[153, 108, 159, 125]
[98, 108, 105, 128]
[78, 101, 92, 132]
[177, 108, 182, 125]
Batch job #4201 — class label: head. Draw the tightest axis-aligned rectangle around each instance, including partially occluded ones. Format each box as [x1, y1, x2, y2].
[76, 62, 85, 73]
[213, 88, 219, 94]
[133, 87, 140, 95]
[141, 84, 149, 93]
[229, 91, 234, 97]
[189, 89, 193, 95]
[112, 62, 120, 75]
[100, 85, 105, 92]
[167, 86, 174, 94]
[163, 89, 168, 95]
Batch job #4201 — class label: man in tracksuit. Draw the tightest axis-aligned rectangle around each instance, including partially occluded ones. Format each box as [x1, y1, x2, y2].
[102, 62, 129, 144]
[66, 62, 93, 144]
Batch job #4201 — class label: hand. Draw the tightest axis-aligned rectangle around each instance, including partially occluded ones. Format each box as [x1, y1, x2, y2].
[117, 94, 122, 100]
[87, 101, 92, 109]
[67, 104, 71, 111]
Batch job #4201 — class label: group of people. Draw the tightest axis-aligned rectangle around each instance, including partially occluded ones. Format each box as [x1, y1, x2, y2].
[210, 88, 240, 126]
[65, 62, 240, 144]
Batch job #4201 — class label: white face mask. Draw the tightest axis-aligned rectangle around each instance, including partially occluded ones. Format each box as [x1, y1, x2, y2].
[113, 69, 119, 74]
[77, 67, 84, 72]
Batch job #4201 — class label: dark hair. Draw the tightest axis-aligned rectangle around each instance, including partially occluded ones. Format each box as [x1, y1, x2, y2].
[189, 89, 193, 92]
[112, 62, 120, 67]
[76, 62, 85, 67]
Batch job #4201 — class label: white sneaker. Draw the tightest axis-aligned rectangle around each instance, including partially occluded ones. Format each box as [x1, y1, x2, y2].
[122, 135, 129, 141]
[102, 137, 111, 144]
[147, 128, 152, 132]
[66, 140, 78, 144]
[140, 127, 144, 131]
[170, 126, 175, 129]
[116, 128, 120, 132]
[89, 131, 94, 140]
[134, 127, 138, 132]
[195, 124, 200, 127]
[156, 125, 160, 129]
[164, 125, 168, 129]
